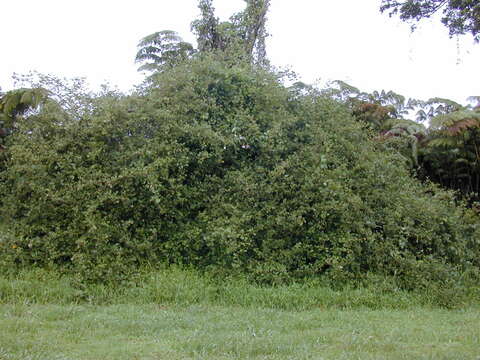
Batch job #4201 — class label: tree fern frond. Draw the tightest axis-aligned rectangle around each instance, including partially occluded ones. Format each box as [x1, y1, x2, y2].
[136, 46, 161, 56]
[445, 118, 480, 135]
[454, 158, 475, 166]
[3, 92, 21, 116]
[429, 110, 480, 131]
[137, 30, 182, 47]
[135, 31, 195, 73]
[137, 63, 162, 72]
[135, 53, 163, 63]
[427, 137, 459, 148]
[426, 97, 463, 108]
[19, 91, 34, 106]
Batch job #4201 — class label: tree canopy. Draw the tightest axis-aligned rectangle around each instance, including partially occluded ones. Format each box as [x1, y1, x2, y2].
[381, 0, 480, 41]
[0, 88, 49, 150]
[136, 0, 270, 74]
[135, 30, 196, 72]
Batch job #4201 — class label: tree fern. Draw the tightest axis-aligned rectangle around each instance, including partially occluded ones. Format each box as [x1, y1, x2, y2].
[430, 110, 480, 133]
[423, 109, 480, 196]
[138, 0, 271, 74]
[383, 119, 427, 167]
[135, 30, 195, 72]
[0, 88, 49, 149]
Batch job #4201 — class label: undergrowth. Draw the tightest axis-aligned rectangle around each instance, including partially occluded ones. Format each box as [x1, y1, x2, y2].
[0, 267, 478, 310]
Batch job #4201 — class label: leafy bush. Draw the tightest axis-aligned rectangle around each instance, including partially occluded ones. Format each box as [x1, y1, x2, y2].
[1, 57, 479, 285]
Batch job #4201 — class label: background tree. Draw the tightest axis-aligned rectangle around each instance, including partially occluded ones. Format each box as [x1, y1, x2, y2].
[190, 0, 270, 64]
[468, 95, 480, 110]
[380, 0, 480, 42]
[322, 81, 480, 194]
[326, 80, 418, 131]
[421, 107, 480, 197]
[136, 0, 271, 74]
[415, 97, 464, 122]
[135, 30, 196, 73]
[382, 119, 427, 167]
[0, 88, 49, 150]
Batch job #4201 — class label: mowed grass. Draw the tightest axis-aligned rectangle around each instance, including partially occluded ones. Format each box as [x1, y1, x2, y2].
[1, 303, 479, 360]
[0, 269, 479, 359]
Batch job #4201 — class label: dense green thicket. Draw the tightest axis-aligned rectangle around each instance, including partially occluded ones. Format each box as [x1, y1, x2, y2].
[1, 58, 479, 285]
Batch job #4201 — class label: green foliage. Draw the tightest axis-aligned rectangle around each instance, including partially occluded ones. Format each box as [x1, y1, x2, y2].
[135, 30, 196, 73]
[382, 119, 427, 167]
[325, 82, 427, 168]
[0, 88, 49, 148]
[137, 0, 270, 74]
[381, 0, 480, 42]
[326, 81, 480, 200]
[421, 108, 480, 197]
[191, 0, 270, 64]
[1, 58, 479, 286]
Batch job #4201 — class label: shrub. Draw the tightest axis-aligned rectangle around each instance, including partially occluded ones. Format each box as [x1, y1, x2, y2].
[1, 57, 479, 284]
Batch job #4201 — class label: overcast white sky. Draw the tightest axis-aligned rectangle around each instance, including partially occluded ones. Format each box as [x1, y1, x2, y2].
[1, 0, 479, 104]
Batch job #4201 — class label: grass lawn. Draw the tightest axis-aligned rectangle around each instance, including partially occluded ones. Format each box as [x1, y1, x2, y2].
[0, 268, 479, 359]
[1, 303, 479, 359]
